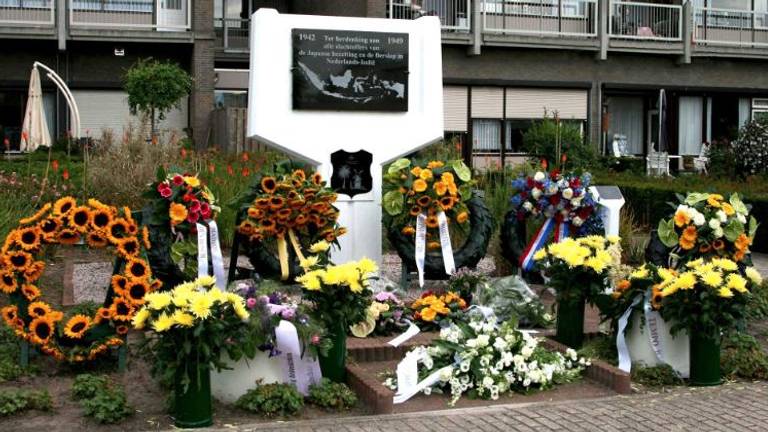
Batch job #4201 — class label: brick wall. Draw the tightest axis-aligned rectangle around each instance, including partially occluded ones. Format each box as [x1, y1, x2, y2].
[191, 0, 215, 149]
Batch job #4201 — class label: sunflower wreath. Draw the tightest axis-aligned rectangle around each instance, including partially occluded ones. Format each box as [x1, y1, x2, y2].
[142, 169, 221, 288]
[0, 197, 159, 363]
[234, 161, 346, 281]
[383, 159, 494, 280]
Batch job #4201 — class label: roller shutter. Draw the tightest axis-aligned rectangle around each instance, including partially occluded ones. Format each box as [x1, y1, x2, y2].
[471, 86, 504, 119]
[443, 86, 468, 132]
[505, 88, 587, 119]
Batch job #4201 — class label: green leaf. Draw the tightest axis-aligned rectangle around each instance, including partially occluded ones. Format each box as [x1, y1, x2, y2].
[657, 219, 679, 248]
[382, 190, 404, 216]
[723, 219, 745, 243]
[748, 216, 759, 238]
[684, 192, 709, 206]
[459, 184, 472, 200]
[387, 158, 411, 174]
[451, 160, 472, 182]
[730, 193, 749, 215]
[155, 165, 166, 182]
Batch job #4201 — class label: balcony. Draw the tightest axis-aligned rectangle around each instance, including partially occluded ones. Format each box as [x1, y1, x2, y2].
[0, 0, 55, 38]
[68, 0, 191, 40]
[215, 17, 249, 53]
[387, 0, 472, 32]
[482, 0, 598, 40]
[609, 0, 682, 41]
[694, 6, 768, 49]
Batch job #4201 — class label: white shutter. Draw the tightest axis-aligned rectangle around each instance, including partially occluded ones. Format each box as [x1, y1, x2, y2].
[505, 88, 587, 119]
[443, 86, 468, 132]
[73, 90, 188, 139]
[471, 86, 504, 118]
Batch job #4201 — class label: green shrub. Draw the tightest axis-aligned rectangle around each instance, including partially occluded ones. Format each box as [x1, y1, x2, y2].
[523, 115, 596, 169]
[721, 333, 768, 380]
[235, 382, 304, 417]
[0, 323, 22, 383]
[81, 387, 133, 424]
[577, 335, 618, 365]
[0, 389, 52, 416]
[706, 140, 738, 179]
[72, 374, 110, 400]
[307, 379, 357, 411]
[746, 282, 768, 321]
[734, 120, 768, 177]
[631, 364, 683, 387]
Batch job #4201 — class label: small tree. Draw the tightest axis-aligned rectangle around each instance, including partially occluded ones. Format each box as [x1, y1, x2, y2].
[123, 58, 193, 139]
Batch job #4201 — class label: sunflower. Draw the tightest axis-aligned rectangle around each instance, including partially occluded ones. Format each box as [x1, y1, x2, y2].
[89, 208, 113, 231]
[38, 217, 60, 241]
[97, 307, 112, 321]
[269, 196, 285, 210]
[53, 196, 76, 216]
[699, 243, 712, 253]
[151, 279, 162, 291]
[402, 226, 416, 236]
[0, 271, 17, 294]
[261, 176, 277, 193]
[426, 215, 439, 229]
[63, 315, 91, 339]
[1, 305, 18, 326]
[109, 298, 134, 322]
[292, 169, 307, 181]
[289, 199, 305, 210]
[456, 211, 469, 224]
[125, 220, 138, 236]
[57, 229, 80, 245]
[238, 220, 256, 235]
[254, 197, 270, 209]
[260, 219, 276, 232]
[68, 206, 91, 232]
[168, 203, 188, 226]
[125, 280, 150, 305]
[311, 172, 323, 185]
[439, 196, 455, 211]
[126, 258, 150, 281]
[106, 337, 124, 347]
[111, 275, 129, 295]
[88, 344, 109, 360]
[16, 226, 42, 251]
[116, 325, 129, 335]
[21, 284, 41, 301]
[29, 316, 55, 345]
[28, 301, 53, 318]
[117, 238, 141, 257]
[409, 206, 422, 217]
[713, 239, 725, 250]
[19, 203, 52, 225]
[311, 202, 328, 213]
[277, 208, 292, 219]
[416, 196, 431, 207]
[86, 232, 108, 248]
[22, 260, 44, 283]
[651, 286, 663, 310]
[6, 251, 32, 271]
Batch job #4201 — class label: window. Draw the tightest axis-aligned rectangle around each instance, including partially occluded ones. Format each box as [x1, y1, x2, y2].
[70, 0, 153, 13]
[472, 120, 501, 153]
[215, 90, 247, 108]
[505, 119, 533, 153]
[752, 98, 768, 122]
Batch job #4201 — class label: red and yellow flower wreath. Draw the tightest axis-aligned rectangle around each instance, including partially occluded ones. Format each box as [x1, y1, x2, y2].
[0, 197, 159, 362]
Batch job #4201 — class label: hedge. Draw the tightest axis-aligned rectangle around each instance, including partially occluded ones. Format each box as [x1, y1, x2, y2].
[597, 179, 767, 253]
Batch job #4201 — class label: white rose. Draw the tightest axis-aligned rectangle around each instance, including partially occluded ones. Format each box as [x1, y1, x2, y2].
[476, 334, 490, 347]
[548, 185, 559, 195]
[531, 188, 542, 199]
[714, 227, 724, 238]
[533, 171, 546, 182]
[693, 213, 706, 226]
[562, 188, 574, 199]
[572, 216, 584, 227]
[709, 218, 721, 229]
[523, 378, 531, 387]
[737, 213, 747, 224]
[717, 210, 727, 222]
[523, 201, 533, 211]
[521, 346, 534, 358]
[482, 376, 494, 388]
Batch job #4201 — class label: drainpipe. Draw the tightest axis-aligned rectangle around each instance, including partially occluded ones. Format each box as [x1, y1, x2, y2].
[598, 0, 608, 60]
[57, 0, 66, 51]
[469, 0, 481, 56]
[681, 0, 692, 64]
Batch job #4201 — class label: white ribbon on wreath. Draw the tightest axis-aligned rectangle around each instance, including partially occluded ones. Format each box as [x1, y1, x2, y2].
[195, 220, 227, 290]
[414, 211, 455, 287]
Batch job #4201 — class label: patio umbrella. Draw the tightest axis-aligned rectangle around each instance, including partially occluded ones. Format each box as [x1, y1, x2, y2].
[20, 67, 51, 152]
[658, 89, 668, 152]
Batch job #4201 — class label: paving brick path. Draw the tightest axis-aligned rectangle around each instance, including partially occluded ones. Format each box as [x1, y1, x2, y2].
[214, 381, 768, 432]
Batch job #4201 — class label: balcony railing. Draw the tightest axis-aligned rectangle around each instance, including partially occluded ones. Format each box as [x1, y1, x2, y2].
[69, 0, 190, 31]
[609, 0, 682, 41]
[482, 0, 598, 38]
[387, 0, 471, 32]
[215, 17, 249, 52]
[0, 0, 54, 26]
[694, 6, 768, 47]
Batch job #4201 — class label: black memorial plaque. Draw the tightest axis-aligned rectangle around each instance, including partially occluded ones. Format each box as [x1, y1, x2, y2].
[292, 28, 408, 111]
[331, 150, 373, 197]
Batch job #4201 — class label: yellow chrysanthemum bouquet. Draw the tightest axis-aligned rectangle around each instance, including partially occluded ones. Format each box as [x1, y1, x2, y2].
[297, 256, 378, 382]
[533, 235, 621, 347]
[656, 258, 762, 340]
[133, 276, 259, 395]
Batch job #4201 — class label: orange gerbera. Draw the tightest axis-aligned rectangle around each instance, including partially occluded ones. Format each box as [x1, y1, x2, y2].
[16, 226, 42, 251]
[456, 211, 469, 224]
[434, 181, 448, 196]
[402, 226, 416, 236]
[68, 206, 91, 232]
[679, 237, 695, 250]
[86, 232, 109, 248]
[413, 179, 428, 193]
[52, 196, 76, 216]
[427, 161, 444, 169]
[734, 250, 746, 261]
[681, 226, 698, 242]
[28, 301, 52, 318]
[673, 210, 691, 228]
[169, 203, 188, 226]
[261, 176, 277, 193]
[63, 315, 91, 339]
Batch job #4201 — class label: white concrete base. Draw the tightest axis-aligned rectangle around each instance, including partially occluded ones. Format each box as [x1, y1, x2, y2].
[625, 313, 690, 377]
[211, 351, 284, 404]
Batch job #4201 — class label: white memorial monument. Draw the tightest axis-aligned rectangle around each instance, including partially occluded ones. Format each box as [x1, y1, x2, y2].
[247, 8, 444, 265]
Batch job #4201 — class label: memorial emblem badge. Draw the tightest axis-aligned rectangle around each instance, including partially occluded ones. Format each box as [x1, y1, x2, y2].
[292, 28, 409, 111]
[331, 150, 373, 197]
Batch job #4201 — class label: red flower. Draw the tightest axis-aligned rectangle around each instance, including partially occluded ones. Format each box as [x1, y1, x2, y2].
[172, 175, 184, 186]
[200, 202, 211, 219]
[187, 211, 200, 224]
[549, 194, 561, 206]
[208, 164, 215, 174]
[541, 159, 548, 170]
[241, 167, 250, 177]
[51, 160, 59, 172]
[241, 152, 249, 162]
[570, 177, 581, 188]
[226, 165, 234, 176]
[561, 153, 568, 164]
[180, 148, 187, 159]
[62, 168, 70, 180]
[182, 193, 194, 203]
[189, 200, 201, 213]
[159, 185, 172, 198]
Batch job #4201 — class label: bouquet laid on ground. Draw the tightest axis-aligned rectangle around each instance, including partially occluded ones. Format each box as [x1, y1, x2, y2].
[144, 170, 220, 279]
[533, 235, 622, 306]
[133, 276, 257, 390]
[657, 192, 757, 265]
[474, 276, 553, 328]
[383, 159, 474, 250]
[383, 315, 589, 406]
[350, 291, 410, 338]
[657, 258, 762, 339]
[410, 291, 468, 331]
[236, 163, 346, 280]
[234, 279, 329, 358]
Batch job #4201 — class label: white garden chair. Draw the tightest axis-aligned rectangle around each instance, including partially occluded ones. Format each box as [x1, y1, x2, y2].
[646, 150, 670, 176]
[693, 143, 709, 174]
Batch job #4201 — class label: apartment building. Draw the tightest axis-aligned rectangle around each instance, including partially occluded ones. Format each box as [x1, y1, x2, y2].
[3, 0, 768, 166]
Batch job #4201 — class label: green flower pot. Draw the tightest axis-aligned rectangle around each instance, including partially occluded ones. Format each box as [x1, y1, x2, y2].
[173, 361, 213, 428]
[556, 296, 585, 349]
[319, 320, 347, 383]
[689, 332, 722, 386]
